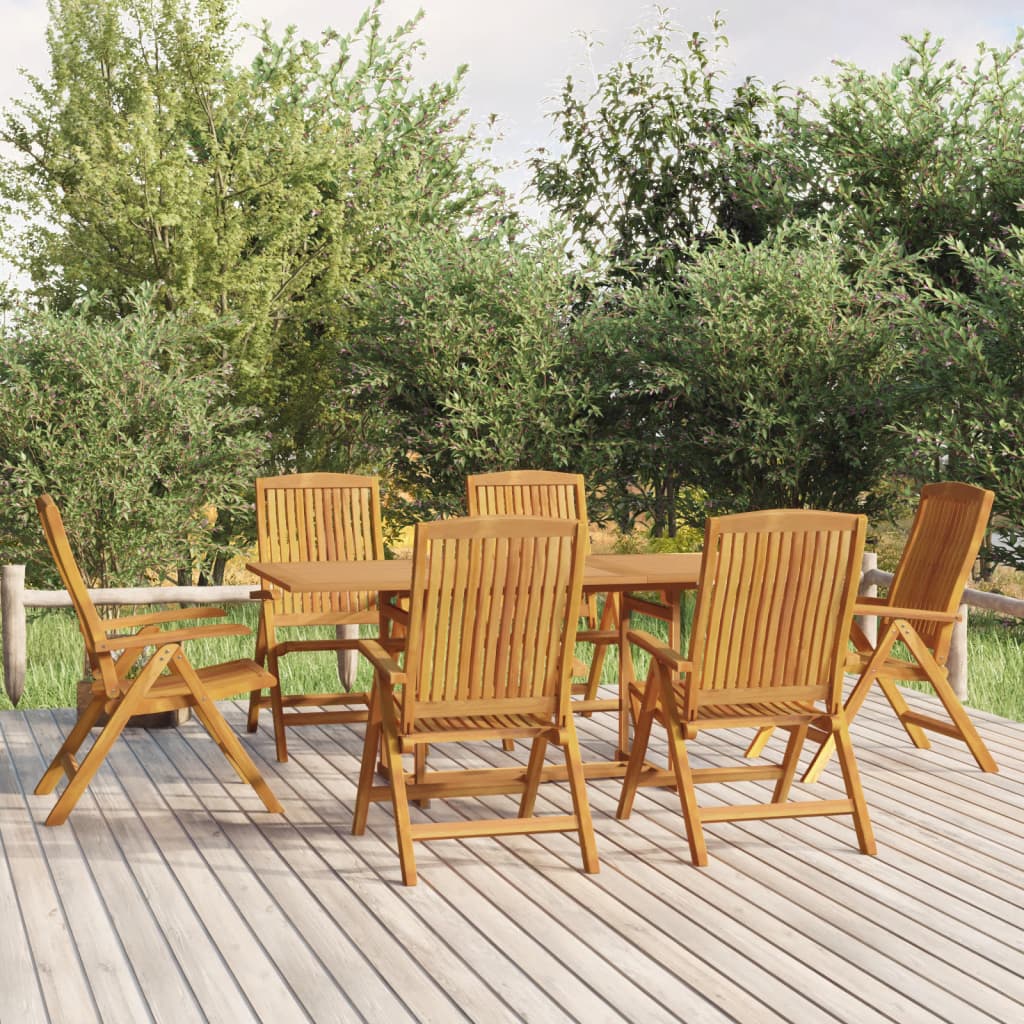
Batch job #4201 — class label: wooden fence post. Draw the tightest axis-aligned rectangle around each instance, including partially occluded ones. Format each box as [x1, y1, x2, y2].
[1, 564, 27, 705]
[947, 603, 969, 702]
[856, 552, 878, 648]
[336, 624, 359, 688]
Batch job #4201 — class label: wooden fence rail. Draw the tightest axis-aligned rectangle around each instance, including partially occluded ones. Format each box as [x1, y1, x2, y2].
[3, 556, 1022, 706]
[0, 564, 357, 704]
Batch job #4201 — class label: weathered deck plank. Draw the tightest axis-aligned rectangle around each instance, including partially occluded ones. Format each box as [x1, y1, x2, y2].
[0, 684, 1022, 1024]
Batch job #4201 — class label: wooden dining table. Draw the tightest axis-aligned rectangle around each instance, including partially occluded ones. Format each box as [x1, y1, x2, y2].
[247, 551, 701, 778]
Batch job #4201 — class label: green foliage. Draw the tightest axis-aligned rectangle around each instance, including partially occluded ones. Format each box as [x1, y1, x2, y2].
[0, 0, 502, 473]
[0, 290, 266, 587]
[898, 231, 1024, 564]
[348, 227, 598, 523]
[579, 223, 920, 526]
[750, 32, 1024, 289]
[531, 10, 776, 282]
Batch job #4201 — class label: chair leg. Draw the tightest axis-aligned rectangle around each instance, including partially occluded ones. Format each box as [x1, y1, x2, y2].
[268, 679, 288, 764]
[172, 652, 283, 815]
[518, 734, 549, 818]
[378, 690, 416, 886]
[744, 726, 774, 759]
[353, 685, 383, 836]
[35, 694, 107, 795]
[661, 699, 706, 866]
[832, 718, 877, 856]
[772, 725, 808, 803]
[802, 630, 898, 783]
[414, 744, 430, 808]
[246, 690, 263, 734]
[615, 695, 655, 821]
[898, 625, 998, 772]
[44, 671, 158, 826]
[247, 619, 270, 733]
[561, 721, 599, 874]
[875, 673, 931, 749]
[927, 676, 998, 773]
[501, 738, 515, 752]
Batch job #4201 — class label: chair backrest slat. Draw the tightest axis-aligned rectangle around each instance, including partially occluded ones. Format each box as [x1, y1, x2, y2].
[686, 510, 865, 716]
[466, 470, 589, 548]
[886, 483, 994, 656]
[256, 473, 384, 620]
[36, 496, 107, 660]
[401, 516, 583, 727]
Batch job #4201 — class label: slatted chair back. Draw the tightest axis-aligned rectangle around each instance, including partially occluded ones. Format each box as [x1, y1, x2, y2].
[466, 470, 588, 527]
[684, 509, 866, 719]
[256, 473, 384, 625]
[37, 495, 109, 675]
[399, 515, 585, 732]
[883, 482, 994, 658]
[466, 470, 611, 711]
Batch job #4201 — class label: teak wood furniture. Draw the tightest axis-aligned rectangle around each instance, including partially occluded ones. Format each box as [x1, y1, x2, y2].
[34, 495, 284, 825]
[247, 473, 385, 760]
[616, 509, 876, 866]
[466, 470, 619, 749]
[749, 481, 998, 779]
[248, 549, 702, 766]
[351, 515, 599, 885]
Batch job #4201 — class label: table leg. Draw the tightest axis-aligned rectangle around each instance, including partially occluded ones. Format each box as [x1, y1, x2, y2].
[616, 587, 685, 759]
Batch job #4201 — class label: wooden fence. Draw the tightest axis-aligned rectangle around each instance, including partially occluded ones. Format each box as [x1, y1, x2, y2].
[0, 564, 357, 705]
[2, 555, 1022, 707]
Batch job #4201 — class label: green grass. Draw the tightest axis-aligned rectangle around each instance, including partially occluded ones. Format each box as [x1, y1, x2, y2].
[0, 603, 380, 711]
[2, 595, 1021, 722]
[963, 611, 1024, 721]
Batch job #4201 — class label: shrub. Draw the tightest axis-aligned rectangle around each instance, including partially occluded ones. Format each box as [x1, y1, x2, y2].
[0, 290, 266, 587]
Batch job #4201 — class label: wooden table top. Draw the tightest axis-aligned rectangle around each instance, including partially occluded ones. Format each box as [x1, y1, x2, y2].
[247, 551, 702, 594]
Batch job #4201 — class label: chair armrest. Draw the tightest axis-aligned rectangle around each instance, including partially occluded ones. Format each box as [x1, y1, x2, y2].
[626, 629, 690, 672]
[250, 589, 274, 601]
[96, 622, 251, 653]
[357, 638, 406, 684]
[852, 602, 959, 624]
[105, 607, 227, 630]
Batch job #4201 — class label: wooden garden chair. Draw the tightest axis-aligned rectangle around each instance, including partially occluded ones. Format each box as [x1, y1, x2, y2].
[749, 482, 998, 781]
[34, 495, 284, 826]
[247, 473, 385, 760]
[352, 515, 599, 886]
[466, 470, 617, 705]
[617, 509, 876, 866]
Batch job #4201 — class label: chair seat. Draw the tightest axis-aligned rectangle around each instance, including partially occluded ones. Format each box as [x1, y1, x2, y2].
[391, 690, 554, 745]
[658, 679, 825, 724]
[106, 659, 276, 710]
[412, 712, 553, 735]
[697, 698, 822, 721]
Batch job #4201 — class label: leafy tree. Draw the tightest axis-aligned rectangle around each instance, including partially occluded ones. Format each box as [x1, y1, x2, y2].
[899, 232, 1024, 568]
[531, 11, 776, 282]
[0, 0, 501, 465]
[577, 223, 920, 530]
[750, 32, 1024, 290]
[348, 226, 598, 523]
[0, 289, 266, 588]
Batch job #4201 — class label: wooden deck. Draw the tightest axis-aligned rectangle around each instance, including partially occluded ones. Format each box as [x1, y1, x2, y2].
[1, 686, 1023, 1024]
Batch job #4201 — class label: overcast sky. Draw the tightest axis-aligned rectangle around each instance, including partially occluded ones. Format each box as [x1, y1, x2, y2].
[1, 0, 1022, 196]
